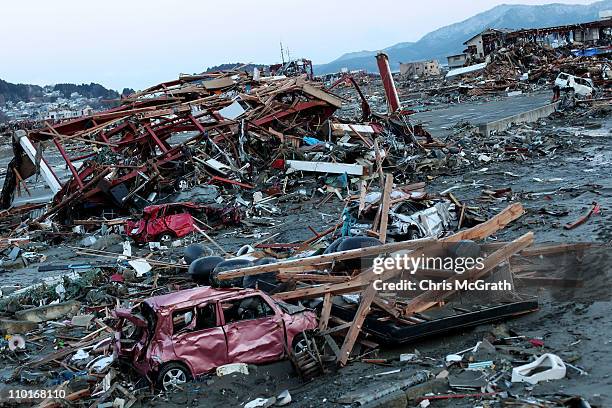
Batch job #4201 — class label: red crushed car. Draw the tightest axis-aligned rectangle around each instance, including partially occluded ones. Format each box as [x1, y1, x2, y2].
[125, 202, 241, 244]
[113, 287, 317, 389]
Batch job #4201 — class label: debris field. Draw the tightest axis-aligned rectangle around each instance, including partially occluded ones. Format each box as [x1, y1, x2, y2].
[0, 40, 610, 408]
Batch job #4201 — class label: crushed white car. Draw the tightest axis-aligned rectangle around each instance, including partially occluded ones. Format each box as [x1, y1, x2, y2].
[350, 191, 454, 240]
[554, 72, 595, 97]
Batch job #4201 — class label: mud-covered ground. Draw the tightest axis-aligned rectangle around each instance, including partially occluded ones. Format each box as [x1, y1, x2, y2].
[138, 105, 611, 406]
[1, 95, 610, 407]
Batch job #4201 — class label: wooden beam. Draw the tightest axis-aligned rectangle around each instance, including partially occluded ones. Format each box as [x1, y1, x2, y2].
[274, 278, 370, 301]
[446, 203, 524, 242]
[219, 240, 430, 281]
[338, 283, 378, 366]
[319, 293, 332, 331]
[358, 180, 367, 218]
[372, 296, 400, 318]
[378, 174, 394, 243]
[219, 203, 525, 282]
[277, 273, 349, 283]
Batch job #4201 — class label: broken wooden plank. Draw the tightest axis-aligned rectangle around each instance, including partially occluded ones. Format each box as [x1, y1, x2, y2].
[338, 284, 378, 366]
[378, 174, 394, 244]
[372, 296, 400, 318]
[358, 179, 367, 218]
[319, 293, 332, 331]
[402, 231, 534, 315]
[445, 202, 524, 242]
[219, 203, 525, 282]
[219, 240, 430, 281]
[301, 83, 343, 108]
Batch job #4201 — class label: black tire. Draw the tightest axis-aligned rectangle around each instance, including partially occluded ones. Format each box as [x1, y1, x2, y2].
[336, 236, 382, 270]
[188, 256, 224, 284]
[323, 236, 347, 254]
[243, 257, 279, 291]
[210, 258, 253, 288]
[450, 240, 481, 259]
[184, 243, 206, 265]
[156, 362, 191, 391]
[405, 227, 420, 241]
[174, 177, 190, 192]
[158, 232, 175, 244]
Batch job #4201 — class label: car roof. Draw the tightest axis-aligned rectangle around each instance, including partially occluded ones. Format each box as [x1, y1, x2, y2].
[145, 286, 258, 310]
[143, 202, 200, 216]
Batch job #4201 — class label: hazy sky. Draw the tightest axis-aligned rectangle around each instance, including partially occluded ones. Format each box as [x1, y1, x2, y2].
[1, 0, 598, 90]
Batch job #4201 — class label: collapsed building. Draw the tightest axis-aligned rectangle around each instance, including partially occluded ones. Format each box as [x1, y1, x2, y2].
[0, 43, 609, 408]
[0, 53, 436, 229]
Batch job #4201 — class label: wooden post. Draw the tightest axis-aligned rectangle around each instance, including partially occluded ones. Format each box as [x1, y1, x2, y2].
[378, 174, 394, 243]
[358, 180, 367, 218]
[319, 293, 332, 331]
[338, 283, 377, 366]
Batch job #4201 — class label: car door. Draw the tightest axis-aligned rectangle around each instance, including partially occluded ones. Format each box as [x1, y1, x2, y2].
[171, 303, 228, 376]
[221, 295, 285, 364]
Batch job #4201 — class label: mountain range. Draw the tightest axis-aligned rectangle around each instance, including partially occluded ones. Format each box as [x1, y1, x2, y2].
[314, 0, 612, 74]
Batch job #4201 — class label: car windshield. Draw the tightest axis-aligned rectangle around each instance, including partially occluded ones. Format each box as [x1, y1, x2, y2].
[275, 299, 306, 315]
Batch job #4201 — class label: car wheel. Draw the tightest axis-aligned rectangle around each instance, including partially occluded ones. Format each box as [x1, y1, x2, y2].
[292, 332, 311, 355]
[158, 233, 174, 244]
[406, 228, 420, 241]
[157, 363, 190, 391]
[291, 332, 323, 381]
[174, 177, 190, 192]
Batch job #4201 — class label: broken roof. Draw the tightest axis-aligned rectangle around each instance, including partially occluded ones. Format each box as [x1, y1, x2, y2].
[145, 286, 256, 310]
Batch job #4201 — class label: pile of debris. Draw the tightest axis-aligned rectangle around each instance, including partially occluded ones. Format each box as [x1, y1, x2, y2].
[460, 42, 611, 97]
[0, 51, 608, 407]
[1, 54, 443, 235]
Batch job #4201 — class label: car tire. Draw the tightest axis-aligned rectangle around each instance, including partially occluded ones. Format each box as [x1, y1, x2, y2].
[336, 236, 382, 271]
[157, 362, 191, 391]
[405, 227, 420, 241]
[210, 258, 253, 288]
[158, 232, 175, 244]
[184, 243, 206, 265]
[450, 240, 481, 259]
[174, 177, 190, 192]
[189, 256, 224, 284]
[291, 332, 323, 381]
[243, 257, 278, 290]
[323, 236, 347, 254]
[292, 332, 311, 355]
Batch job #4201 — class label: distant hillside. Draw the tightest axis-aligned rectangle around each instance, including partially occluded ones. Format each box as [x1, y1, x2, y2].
[0, 79, 119, 104]
[0, 79, 43, 103]
[53, 83, 119, 100]
[204, 63, 267, 73]
[315, 0, 612, 74]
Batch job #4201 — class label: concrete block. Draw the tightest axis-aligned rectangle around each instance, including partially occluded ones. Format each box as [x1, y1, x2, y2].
[0, 319, 38, 334]
[71, 314, 95, 327]
[15, 300, 81, 323]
